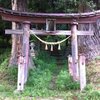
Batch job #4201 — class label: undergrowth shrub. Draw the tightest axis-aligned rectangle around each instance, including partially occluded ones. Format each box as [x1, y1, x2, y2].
[56, 70, 79, 90]
[25, 51, 56, 96]
[27, 68, 52, 89]
[77, 84, 100, 100]
[86, 59, 100, 84]
[0, 58, 17, 85]
[0, 48, 17, 86]
[0, 49, 10, 64]
[0, 50, 17, 94]
[34, 51, 57, 71]
[25, 50, 80, 97]
[0, 49, 100, 99]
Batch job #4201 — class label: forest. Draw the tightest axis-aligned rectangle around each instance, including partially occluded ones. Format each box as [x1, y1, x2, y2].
[0, 0, 100, 100]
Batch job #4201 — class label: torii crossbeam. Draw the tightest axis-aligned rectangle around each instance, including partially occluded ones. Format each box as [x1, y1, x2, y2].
[5, 30, 93, 35]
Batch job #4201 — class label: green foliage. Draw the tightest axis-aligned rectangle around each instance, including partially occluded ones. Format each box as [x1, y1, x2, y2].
[0, 58, 17, 98]
[0, 58, 17, 84]
[77, 84, 100, 100]
[0, 0, 99, 99]
[84, 83, 95, 91]
[28, 0, 97, 13]
[24, 51, 56, 97]
[0, 49, 17, 94]
[86, 58, 100, 83]
[0, 49, 10, 64]
[56, 70, 79, 90]
[27, 68, 52, 89]
[0, 0, 11, 8]
[34, 51, 56, 71]
[0, 49, 100, 99]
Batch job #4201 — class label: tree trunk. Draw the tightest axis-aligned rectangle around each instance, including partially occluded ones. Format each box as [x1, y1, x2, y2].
[9, 0, 28, 66]
[78, 2, 100, 62]
[9, 0, 17, 66]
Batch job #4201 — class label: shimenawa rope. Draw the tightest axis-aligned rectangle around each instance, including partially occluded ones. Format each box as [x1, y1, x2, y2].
[30, 30, 71, 45]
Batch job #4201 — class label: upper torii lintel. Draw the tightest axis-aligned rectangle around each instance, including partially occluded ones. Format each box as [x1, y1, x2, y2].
[0, 7, 100, 24]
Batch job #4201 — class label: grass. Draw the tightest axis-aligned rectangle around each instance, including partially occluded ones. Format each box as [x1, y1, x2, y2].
[0, 49, 100, 100]
[86, 56, 100, 92]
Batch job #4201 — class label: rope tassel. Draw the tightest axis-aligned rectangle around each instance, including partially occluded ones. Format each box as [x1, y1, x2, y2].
[45, 44, 48, 50]
[50, 45, 53, 51]
[58, 44, 61, 50]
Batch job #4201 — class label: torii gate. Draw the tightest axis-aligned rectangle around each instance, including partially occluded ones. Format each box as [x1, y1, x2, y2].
[0, 7, 100, 91]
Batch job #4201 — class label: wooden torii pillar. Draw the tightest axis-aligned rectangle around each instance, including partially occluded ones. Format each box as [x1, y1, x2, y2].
[71, 21, 79, 81]
[17, 21, 30, 91]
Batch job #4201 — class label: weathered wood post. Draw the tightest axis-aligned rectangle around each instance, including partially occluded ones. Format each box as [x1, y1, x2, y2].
[71, 21, 79, 81]
[68, 55, 73, 77]
[22, 21, 30, 84]
[17, 21, 30, 91]
[17, 55, 25, 91]
[79, 54, 86, 91]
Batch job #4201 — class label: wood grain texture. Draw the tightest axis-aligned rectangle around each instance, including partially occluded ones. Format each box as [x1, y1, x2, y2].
[5, 29, 94, 35]
[71, 22, 79, 81]
[79, 54, 86, 91]
[0, 7, 100, 23]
